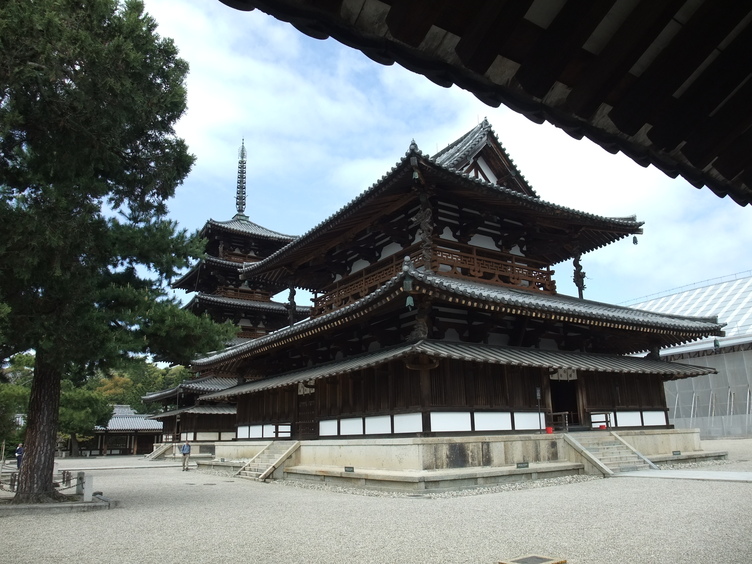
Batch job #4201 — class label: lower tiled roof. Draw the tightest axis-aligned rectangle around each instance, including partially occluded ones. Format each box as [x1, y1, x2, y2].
[148, 405, 237, 419]
[96, 414, 163, 432]
[193, 264, 724, 368]
[142, 376, 238, 402]
[201, 339, 715, 400]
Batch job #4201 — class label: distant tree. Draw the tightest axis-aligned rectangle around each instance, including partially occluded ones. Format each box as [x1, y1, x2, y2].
[58, 382, 113, 457]
[91, 361, 191, 413]
[3, 353, 36, 387]
[93, 374, 136, 406]
[0, 382, 29, 458]
[0, 0, 235, 502]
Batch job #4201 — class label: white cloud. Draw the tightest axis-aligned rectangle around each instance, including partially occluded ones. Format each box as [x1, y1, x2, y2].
[144, 0, 752, 309]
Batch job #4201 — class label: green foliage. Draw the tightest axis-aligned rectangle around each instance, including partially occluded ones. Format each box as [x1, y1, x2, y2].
[0, 382, 29, 454]
[0, 0, 235, 499]
[3, 352, 36, 386]
[58, 381, 113, 437]
[92, 360, 191, 413]
[0, 0, 235, 370]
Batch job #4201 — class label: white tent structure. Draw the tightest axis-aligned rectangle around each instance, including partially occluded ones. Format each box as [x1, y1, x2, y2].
[629, 273, 752, 437]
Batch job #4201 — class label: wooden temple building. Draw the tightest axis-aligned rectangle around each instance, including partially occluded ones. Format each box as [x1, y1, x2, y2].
[144, 141, 309, 443]
[190, 120, 722, 446]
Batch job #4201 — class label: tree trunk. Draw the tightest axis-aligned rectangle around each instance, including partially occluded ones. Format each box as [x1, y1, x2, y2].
[70, 432, 80, 458]
[12, 351, 64, 504]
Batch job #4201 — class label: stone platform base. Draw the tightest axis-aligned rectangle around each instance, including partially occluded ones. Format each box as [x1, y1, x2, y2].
[284, 461, 584, 491]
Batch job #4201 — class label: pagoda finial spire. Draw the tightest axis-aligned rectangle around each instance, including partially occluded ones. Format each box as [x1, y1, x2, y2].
[236, 138, 247, 215]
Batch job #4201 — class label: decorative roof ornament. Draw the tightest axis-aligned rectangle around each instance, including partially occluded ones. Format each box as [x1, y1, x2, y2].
[236, 139, 247, 215]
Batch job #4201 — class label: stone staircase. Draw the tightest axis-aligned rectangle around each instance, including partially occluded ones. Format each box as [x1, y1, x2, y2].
[236, 441, 300, 481]
[574, 432, 655, 473]
[144, 442, 173, 460]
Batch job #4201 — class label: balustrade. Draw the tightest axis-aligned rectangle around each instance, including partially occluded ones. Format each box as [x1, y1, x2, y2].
[310, 239, 555, 317]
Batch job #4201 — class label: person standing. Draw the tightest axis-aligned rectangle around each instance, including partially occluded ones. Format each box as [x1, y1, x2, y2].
[180, 441, 191, 471]
[15, 443, 24, 469]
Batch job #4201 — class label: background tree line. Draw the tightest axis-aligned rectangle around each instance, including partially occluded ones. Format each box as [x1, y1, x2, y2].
[1, 353, 191, 460]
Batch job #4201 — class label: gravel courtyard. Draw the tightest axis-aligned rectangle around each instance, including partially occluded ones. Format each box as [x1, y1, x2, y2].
[2, 437, 751, 564]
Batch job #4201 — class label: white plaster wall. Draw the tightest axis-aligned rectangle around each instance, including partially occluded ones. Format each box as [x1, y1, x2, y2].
[431, 412, 472, 432]
[380, 242, 404, 259]
[591, 412, 615, 428]
[350, 258, 370, 274]
[615, 411, 641, 427]
[475, 156, 498, 184]
[467, 233, 496, 251]
[320, 419, 338, 436]
[393, 413, 422, 433]
[514, 412, 545, 430]
[440, 226, 457, 242]
[474, 411, 512, 431]
[642, 411, 667, 426]
[365, 415, 391, 434]
[340, 417, 364, 435]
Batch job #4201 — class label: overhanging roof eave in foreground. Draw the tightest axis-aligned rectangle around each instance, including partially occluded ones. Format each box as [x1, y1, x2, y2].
[200, 340, 715, 401]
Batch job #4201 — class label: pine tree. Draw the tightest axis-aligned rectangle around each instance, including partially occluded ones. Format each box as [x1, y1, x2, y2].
[0, 0, 235, 502]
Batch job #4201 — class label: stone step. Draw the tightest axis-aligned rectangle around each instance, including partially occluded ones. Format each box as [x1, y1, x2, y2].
[596, 453, 642, 466]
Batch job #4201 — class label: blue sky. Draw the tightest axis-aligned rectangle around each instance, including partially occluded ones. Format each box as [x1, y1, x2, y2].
[144, 0, 752, 307]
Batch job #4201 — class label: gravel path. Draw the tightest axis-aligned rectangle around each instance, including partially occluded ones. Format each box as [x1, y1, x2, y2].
[2, 437, 751, 564]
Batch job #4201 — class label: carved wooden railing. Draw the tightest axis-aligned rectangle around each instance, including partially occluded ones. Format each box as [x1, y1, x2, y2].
[430, 240, 555, 293]
[311, 244, 425, 316]
[310, 240, 555, 317]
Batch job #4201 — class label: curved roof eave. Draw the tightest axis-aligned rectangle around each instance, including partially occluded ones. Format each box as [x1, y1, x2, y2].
[202, 215, 297, 242]
[240, 146, 644, 279]
[193, 264, 722, 370]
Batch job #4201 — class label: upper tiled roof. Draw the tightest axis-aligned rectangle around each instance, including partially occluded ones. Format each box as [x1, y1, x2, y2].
[240, 132, 643, 281]
[203, 213, 296, 242]
[432, 119, 536, 197]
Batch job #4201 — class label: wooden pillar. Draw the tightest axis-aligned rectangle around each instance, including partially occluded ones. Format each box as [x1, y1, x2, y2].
[420, 367, 432, 434]
[404, 354, 439, 435]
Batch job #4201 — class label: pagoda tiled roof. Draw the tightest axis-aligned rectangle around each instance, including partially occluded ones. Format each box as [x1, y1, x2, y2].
[202, 339, 716, 401]
[193, 263, 723, 369]
[173, 255, 247, 290]
[185, 293, 310, 315]
[202, 213, 296, 242]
